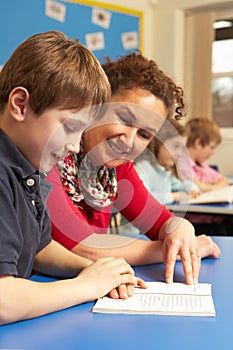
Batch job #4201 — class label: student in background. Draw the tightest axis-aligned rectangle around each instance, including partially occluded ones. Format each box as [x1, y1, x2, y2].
[134, 119, 200, 205]
[178, 117, 229, 192]
[46, 53, 221, 286]
[0, 31, 144, 325]
[178, 117, 232, 235]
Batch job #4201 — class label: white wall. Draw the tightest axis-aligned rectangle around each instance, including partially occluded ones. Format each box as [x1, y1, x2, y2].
[155, 0, 233, 176]
[92, 0, 233, 175]
[91, 0, 157, 59]
[208, 129, 233, 176]
[94, 0, 233, 79]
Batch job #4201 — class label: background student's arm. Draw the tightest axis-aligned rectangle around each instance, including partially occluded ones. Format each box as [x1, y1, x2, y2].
[207, 175, 229, 187]
[171, 191, 185, 202]
[193, 164, 230, 192]
[135, 159, 175, 204]
[0, 256, 139, 325]
[194, 175, 229, 192]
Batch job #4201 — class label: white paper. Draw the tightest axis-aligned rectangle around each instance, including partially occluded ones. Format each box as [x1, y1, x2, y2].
[93, 282, 215, 317]
[179, 185, 233, 204]
[92, 8, 112, 29]
[85, 32, 105, 51]
[45, 0, 66, 23]
[134, 282, 212, 295]
[121, 31, 138, 50]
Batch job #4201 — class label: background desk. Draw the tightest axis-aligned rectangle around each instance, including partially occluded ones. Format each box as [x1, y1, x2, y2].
[0, 237, 232, 350]
[167, 202, 233, 216]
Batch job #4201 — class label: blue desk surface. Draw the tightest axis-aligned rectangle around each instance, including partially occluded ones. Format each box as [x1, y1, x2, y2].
[0, 236, 232, 350]
[167, 202, 233, 215]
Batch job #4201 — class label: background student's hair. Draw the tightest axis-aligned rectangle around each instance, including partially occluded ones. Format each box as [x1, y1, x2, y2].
[147, 119, 186, 158]
[185, 117, 221, 147]
[137, 119, 186, 178]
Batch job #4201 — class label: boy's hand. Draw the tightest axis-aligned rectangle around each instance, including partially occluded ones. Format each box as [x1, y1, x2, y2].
[109, 278, 147, 299]
[76, 257, 145, 301]
[189, 189, 200, 198]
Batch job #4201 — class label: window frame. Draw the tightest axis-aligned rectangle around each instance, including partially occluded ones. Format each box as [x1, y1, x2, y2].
[212, 10, 233, 130]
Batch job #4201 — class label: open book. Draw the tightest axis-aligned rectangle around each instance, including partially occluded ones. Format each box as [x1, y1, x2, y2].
[179, 185, 233, 204]
[93, 282, 215, 317]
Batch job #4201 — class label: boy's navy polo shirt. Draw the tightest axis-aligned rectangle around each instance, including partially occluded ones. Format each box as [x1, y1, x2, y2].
[0, 129, 52, 278]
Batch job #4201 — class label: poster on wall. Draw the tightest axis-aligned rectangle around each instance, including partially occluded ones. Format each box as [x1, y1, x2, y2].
[0, 0, 143, 66]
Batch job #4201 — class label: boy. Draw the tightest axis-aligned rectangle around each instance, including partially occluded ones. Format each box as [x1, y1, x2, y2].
[0, 31, 143, 325]
[179, 117, 229, 191]
[178, 117, 231, 235]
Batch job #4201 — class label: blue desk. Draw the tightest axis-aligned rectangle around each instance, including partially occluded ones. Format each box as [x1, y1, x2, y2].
[167, 202, 233, 215]
[0, 236, 232, 350]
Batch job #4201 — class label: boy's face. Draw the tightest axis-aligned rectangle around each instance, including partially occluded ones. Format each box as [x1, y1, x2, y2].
[17, 107, 91, 173]
[194, 139, 218, 163]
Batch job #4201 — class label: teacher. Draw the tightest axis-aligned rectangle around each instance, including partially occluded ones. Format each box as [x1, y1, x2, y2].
[46, 53, 220, 285]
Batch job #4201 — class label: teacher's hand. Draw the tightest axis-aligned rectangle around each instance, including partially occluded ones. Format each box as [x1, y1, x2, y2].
[159, 217, 200, 285]
[197, 234, 221, 258]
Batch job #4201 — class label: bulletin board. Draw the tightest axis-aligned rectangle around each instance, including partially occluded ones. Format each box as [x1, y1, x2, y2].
[0, 0, 143, 66]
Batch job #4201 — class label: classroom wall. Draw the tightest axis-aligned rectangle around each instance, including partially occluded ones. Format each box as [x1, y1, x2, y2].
[95, 0, 233, 77]
[208, 129, 233, 176]
[156, 0, 233, 176]
[94, 0, 233, 175]
[1, 0, 232, 174]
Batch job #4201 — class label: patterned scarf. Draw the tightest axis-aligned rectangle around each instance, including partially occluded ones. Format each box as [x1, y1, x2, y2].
[57, 150, 117, 209]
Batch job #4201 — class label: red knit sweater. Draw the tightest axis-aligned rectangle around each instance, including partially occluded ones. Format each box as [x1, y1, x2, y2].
[46, 162, 173, 250]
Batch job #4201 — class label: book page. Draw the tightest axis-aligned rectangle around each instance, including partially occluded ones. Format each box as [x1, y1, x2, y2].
[179, 185, 233, 204]
[93, 282, 215, 317]
[133, 282, 212, 295]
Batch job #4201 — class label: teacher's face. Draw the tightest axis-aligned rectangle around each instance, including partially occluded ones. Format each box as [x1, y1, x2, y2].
[82, 88, 167, 167]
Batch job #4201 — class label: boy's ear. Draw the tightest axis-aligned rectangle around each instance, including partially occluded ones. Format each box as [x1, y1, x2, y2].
[8, 87, 30, 122]
[194, 137, 202, 148]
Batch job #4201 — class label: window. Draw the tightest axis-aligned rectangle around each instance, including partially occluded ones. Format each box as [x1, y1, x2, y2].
[212, 19, 233, 127]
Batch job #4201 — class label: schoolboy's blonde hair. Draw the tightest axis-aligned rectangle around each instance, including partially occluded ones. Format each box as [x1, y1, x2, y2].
[185, 117, 221, 147]
[0, 31, 111, 115]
